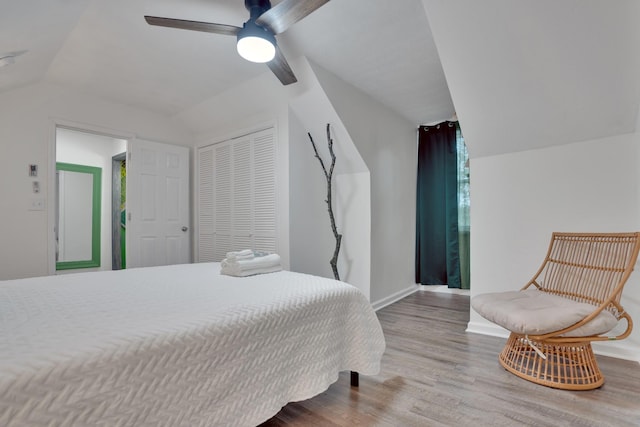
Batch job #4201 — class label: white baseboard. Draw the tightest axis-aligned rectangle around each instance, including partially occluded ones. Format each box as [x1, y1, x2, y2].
[419, 284, 470, 295]
[466, 321, 510, 339]
[372, 285, 418, 311]
[592, 341, 640, 363]
[466, 321, 640, 364]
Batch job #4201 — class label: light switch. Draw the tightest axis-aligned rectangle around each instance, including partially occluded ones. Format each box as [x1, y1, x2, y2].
[29, 164, 38, 177]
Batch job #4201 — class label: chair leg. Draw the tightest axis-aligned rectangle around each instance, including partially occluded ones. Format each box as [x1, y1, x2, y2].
[498, 333, 604, 390]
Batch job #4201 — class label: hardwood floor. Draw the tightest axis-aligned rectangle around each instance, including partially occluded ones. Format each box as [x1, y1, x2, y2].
[260, 291, 640, 426]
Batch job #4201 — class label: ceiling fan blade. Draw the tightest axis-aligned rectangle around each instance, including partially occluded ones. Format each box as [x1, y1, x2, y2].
[267, 46, 297, 85]
[256, 0, 330, 35]
[144, 16, 241, 36]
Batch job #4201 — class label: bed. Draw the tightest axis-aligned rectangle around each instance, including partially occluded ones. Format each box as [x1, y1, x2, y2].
[0, 262, 385, 426]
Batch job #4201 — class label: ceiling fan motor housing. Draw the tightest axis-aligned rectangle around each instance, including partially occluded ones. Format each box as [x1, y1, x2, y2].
[245, 0, 272, 20]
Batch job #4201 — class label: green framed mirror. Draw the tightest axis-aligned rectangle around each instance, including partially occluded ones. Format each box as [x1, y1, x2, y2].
[56, 162, 102, 270]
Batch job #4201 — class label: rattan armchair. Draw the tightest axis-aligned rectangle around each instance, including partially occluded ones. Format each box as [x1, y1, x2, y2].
[472, 232, 640, 390]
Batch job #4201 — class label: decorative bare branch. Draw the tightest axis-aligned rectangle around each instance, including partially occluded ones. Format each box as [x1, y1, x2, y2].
[308, 124, 342, 281]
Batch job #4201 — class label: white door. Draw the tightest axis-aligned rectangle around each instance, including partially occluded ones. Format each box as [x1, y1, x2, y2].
[127, 139, 190, 268]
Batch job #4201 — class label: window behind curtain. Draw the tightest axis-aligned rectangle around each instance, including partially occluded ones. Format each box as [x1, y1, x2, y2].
[456, 126, 470, 289]
[457, 128, 470, 231]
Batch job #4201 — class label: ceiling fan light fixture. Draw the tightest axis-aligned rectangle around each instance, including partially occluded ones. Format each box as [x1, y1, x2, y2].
[236, 21, 276, 63]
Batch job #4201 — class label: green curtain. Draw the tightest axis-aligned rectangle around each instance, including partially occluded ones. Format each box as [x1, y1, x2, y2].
[415, 121, 461, 288]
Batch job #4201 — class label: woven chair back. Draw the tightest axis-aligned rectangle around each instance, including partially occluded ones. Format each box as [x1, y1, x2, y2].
[533, 232, 640, 314]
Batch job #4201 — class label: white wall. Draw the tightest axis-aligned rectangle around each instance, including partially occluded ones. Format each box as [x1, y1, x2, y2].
[182, 57, 374, 299]
[0, 82, 192, 280]
[288, 111, 334, 277]
[56, 128, 127, 272]
[287, 61, 371, 299]
[288, 106, 371, 299]
[468, 133, 640, 361]
[309, 62, 418, 306]
[336, 172, 371, 300]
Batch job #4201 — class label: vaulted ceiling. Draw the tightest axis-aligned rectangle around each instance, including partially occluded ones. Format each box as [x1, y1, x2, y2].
[3, 1, 640, 158]
[1, 0, 454, 127]
[423, 0, 640, 157]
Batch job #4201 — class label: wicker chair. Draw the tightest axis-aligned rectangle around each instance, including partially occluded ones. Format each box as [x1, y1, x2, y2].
[472, 232, 640, 390]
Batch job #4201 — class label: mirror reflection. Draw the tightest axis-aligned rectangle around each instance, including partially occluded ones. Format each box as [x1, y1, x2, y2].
[56, 163, 102, 270]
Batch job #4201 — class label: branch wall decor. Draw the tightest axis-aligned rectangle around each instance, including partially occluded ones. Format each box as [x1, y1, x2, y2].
[307, 124, 342, 281]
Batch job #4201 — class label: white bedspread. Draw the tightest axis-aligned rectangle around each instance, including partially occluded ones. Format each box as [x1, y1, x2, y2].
[0, 263, 385, 426]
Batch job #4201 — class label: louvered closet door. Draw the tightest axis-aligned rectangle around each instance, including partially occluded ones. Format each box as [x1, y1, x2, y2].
[232, 137, 253, 251]
[196, 127, 277, 262]
[213, 141, 232, 261]
[253, 130, 277, 252]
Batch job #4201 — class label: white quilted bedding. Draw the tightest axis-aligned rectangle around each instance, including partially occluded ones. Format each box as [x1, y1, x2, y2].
[0, 263, 385, 426]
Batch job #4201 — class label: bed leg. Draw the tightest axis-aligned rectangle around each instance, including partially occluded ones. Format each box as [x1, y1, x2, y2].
[350, 371, 359, 387]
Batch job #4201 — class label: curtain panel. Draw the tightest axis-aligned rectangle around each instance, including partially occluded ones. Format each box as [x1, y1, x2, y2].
[415, 121, 461, 288]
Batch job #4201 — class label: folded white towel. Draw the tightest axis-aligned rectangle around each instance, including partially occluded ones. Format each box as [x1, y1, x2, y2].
[221, 253, 281, 270]
[226, 249, 254, 261]
[227, 249, 253, 257]
[221, 253, 282, 277]
[221, 264, 282, 277]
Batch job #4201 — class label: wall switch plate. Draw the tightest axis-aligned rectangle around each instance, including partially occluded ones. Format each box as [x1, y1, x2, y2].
[29, 164, 38, 177]
[29, 199, 46, 211]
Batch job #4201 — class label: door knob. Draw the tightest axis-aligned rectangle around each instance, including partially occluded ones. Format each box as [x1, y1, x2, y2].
[182, 226, 188, 232]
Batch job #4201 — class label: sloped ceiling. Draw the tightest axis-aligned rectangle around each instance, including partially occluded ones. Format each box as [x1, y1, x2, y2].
[4, 1, 639, 158]
[423, 0, 640, 158]
[284, 0, 454, 126]
[0, 0, 454, 126]
[0, 0, 92, 91]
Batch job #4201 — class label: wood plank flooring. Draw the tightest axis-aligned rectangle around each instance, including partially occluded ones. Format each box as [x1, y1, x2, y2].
[260, 291, 640, 426]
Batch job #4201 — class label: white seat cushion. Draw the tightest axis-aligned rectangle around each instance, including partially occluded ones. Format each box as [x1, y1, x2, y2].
[471, 289, 618, 337]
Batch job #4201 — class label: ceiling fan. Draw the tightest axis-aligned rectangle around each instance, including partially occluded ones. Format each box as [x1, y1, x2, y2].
[144, 0, 330, 86]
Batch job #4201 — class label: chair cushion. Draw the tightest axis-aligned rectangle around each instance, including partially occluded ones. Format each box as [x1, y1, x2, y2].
[471, 289, 618, 337]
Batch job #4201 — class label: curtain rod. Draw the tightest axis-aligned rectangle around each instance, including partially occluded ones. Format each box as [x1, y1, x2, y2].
[419, 120, 456, 131]
[418, 113, 458, 130]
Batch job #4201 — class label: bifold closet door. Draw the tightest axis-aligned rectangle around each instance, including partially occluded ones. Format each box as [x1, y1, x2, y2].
[197, 128, 277, 262]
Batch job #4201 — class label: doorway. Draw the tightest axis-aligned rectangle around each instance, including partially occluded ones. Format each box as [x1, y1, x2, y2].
[112, 153, 127, 270]
[55, 127, 127, 273]
[52, 126, 191, 273]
